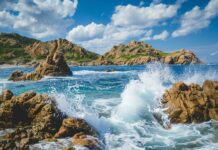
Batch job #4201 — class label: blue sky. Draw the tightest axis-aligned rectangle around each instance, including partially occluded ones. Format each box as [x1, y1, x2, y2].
[0, 0, 218, 63]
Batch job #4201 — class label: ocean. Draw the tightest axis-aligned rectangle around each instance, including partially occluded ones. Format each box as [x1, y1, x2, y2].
[1, 63, 218, 150]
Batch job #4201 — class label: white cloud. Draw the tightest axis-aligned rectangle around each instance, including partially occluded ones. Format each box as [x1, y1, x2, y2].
[111, 3, 179, 28]
[153, 30, 169, 40]
[172, 0, 218, 37]
[67, 1, 184, 53]
[67, 24, 147, 54]
[140, 30, 153, 41]
[0, 0, 78, 39]
[67, 22, 106, 42]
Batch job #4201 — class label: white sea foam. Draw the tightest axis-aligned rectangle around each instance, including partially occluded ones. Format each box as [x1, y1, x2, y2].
[73, 70, 132, 75]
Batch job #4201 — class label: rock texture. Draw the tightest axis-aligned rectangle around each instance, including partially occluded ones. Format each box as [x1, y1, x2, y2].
[72, 132, 102, 150]
[161, 80, 218, 124]
[54, 118, 97, 138]
[9, 52, 72, 81]
[25, 39, 99, 65]
[163, 49, 201, 64]
[90, 41, 201, 65]
[0, 90, 98, 149]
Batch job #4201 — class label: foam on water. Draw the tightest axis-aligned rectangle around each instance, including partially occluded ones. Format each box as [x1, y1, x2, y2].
[73, 70, 132, 75]
[110, 63, 174, 123]
[102, 63, 218, 149]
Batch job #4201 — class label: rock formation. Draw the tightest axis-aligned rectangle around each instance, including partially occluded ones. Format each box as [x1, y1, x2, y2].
[163, 49, 201, 64]
[160, 80, 218, 124]
[72, 132, 102, 150]
[90, 41, 201, 65]
[0, 32, 202, 66]
[9, 52, 72, 81]
[0, 90, 99, 149]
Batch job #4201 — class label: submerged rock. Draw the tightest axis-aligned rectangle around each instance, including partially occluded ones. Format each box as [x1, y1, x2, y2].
[9, 52, 72, 81]
[0, 90, 98, 149]
[160, 80, 218, 124]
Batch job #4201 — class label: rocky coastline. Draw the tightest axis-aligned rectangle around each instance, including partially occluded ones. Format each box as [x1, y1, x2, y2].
[0, 90, 101, 150]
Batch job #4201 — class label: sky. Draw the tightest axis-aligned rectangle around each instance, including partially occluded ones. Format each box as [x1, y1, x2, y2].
[0, 0, 218, 63]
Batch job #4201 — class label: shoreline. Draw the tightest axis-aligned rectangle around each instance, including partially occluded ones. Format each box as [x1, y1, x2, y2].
[0, 62, 215, 69]
[0, 64, 30, 69]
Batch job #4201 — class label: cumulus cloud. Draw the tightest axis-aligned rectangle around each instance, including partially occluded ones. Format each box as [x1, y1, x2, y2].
[0, 0, 78, 38]
[153, 30, 169, 40]
[67, 1, 184, 53]
[111, 4, 179, 28]
[68, 24, 147, 54]
[67, 22, 105, 42]
[172, 0, 218, 37]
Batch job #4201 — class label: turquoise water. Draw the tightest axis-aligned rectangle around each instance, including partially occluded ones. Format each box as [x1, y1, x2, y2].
[1, 64, 218, 150]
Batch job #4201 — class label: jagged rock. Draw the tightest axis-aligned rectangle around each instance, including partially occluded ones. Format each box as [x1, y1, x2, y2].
[9, 52, 72, 81]
[163, 49, 201, 64]
[160, 80, 218, 124]
[72, 132, 102, 150]
[25, 39, 98, 65]
[54, 118, 97, 138]
[0, 90, 98, 149]
[35, 52, 72, 76]
[89, 41, 201, 66]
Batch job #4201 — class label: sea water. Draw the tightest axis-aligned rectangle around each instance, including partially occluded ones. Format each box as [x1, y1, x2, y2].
[0, 64, 218, 150]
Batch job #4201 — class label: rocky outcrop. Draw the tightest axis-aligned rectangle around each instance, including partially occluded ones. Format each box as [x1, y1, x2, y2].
[0, 90, 99, 149]
[54, 118, 97, 138]
[72, 132, 102, 150]
[160, 80, 218, 124]
[163, 49, 201, 64]
[9, 52, 72, 81]
[90, 41, 201, 66]
[25, 39, 99, 65]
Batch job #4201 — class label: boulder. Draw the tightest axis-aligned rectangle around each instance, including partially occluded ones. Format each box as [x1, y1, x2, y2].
[0, 90, 98, 149]
[160, 80, 218, 124]
[72, 132, 102, 150]
[9, 52, 72, 81]
[54, 117, 97, 138]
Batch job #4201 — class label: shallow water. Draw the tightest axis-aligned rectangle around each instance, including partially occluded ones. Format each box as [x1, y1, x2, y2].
[0, 64, 218, 150]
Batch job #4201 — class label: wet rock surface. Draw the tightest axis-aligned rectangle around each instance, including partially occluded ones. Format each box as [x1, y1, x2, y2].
[9, 52, 72, 81]
[160, 80, 218, 124]
[0, 90, 99, 149]
[72, 132, 102, 150]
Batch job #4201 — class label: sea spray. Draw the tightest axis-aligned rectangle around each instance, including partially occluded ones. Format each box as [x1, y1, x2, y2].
[110, 63, 174, 123]
[50, 83, 111, 135]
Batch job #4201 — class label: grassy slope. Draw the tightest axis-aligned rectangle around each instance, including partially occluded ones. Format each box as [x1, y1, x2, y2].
[0, 33, 38, 64]
[0, 33, 99, 65]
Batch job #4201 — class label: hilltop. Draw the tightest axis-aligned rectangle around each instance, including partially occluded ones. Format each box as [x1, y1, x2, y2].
[89, 41, 201, 65]
[0, 33, 98, 66]
[0, 33, 201, 66]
